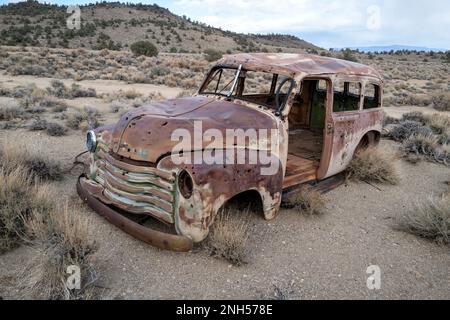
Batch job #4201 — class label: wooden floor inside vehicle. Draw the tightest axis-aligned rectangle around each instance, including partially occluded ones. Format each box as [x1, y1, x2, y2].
[283, 129, 323, 189]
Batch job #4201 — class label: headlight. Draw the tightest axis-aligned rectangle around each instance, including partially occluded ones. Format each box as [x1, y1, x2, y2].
[86, 130, 97, 153]
[178, 170, 193, 199]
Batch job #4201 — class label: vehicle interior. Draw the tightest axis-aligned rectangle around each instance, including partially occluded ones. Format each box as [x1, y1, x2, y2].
[201, 68, 330, 189]
[283, 79, 328, 188]
[200, 67, 294, 111]
[284, 79, 381, 188]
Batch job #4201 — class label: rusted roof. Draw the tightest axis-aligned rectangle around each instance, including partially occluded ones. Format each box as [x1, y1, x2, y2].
[217, 53, 382, 80]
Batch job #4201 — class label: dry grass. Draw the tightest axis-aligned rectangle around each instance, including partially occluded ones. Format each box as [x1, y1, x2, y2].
[402, 133, 440, 157]
[206, 209, 250, 266]
[0, 167, 54, 254]
[0, 101, 27, 121]
[402, 133, 450, 166]
[29, 118, 48, 131]
[281, 186, 326, 215]
[397, 194, 450, 245]
[47, 80, 96, 99]
[431, 93, 450, 111]
[46, 122, 67, 136]
[20, 202, 99, 300]
[391, 113, 450, 166]
[347, 147, 400, 185]
[0, 143, 63, 181]
[389, 120, 433, 142]
[66, 107, 101, 131]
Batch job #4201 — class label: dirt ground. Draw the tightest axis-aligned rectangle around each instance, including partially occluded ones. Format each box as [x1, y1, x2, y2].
[1, 82, 449, 299]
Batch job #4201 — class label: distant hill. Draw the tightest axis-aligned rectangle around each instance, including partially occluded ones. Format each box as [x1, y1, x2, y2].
[0, 0, 320, 53]
[336, 45, 447, 53]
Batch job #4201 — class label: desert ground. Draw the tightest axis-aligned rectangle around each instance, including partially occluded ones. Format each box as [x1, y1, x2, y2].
[0, 46, 449, 300]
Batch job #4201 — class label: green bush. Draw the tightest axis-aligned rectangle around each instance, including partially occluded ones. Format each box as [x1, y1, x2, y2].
[444, 51, 450, 63]
[340, 49, 359, 62]
[130, 41, 158, 57]
[204, 49, 223, 62]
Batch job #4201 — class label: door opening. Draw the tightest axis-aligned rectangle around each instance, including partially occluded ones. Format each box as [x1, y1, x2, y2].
[283, 79, 328, 189]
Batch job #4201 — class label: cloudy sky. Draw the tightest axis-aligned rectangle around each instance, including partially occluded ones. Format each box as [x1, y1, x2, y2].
[2, 0, 449, 49]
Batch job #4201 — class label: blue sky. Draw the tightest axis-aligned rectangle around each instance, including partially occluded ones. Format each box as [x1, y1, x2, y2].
[2, 0, 449, 50]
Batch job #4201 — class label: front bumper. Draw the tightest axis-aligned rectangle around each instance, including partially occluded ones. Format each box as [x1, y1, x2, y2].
[77, 176, 193, 252]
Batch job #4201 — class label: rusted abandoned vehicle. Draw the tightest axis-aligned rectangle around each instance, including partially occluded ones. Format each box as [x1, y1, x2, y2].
[77, 53, 383, 252]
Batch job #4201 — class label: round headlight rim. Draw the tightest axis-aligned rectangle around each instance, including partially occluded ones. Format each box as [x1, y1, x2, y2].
[86, 130, 97, 153]
[178, 169, 193, 199]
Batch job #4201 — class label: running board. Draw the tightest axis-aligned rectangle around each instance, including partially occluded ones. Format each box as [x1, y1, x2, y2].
[282, 173, 346, 196]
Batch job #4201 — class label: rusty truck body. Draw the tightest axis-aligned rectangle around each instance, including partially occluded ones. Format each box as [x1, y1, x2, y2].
[77, 53, 384, 252]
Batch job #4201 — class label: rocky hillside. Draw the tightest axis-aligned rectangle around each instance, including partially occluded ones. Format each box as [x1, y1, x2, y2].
[0, 1, 320, 53]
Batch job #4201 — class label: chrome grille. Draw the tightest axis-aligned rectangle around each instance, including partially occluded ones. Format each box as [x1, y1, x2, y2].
[93, 149, 176, 223]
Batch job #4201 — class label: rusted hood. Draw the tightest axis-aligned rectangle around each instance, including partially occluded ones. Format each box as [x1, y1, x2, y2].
[105, 96, 277, 163]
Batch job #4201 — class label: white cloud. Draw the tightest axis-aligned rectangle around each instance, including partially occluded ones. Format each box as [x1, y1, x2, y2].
[171, 0, 450, 49]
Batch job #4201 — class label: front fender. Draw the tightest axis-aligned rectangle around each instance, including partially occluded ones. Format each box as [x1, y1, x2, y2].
[157, 151, 284, 242]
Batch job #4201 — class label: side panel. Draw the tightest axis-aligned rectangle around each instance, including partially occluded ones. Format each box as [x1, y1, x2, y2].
[319, 76, 383, 179]
[158, 151, 284, 242]
[324, 109, 383, 178]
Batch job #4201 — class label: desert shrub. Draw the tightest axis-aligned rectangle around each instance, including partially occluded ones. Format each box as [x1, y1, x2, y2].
[46, 122, 67, 136]
[0, 143, 63, 181]
[425, 114, 450, 135]
[38, 96, 67, 111]
[340, 49, 358, 62]
[19, 86, 48, 108]
[0, 120, 18, 130]
[397, 194, 450, 244]
[204, 49, 223, 62]
[176, 90, 194, 98]
[402, 133, 439, 157]
[52, 102, 68, 113]
[130, 41, 158, 57]
[66, 113, 83, 129]
[66, 107, 101, 131]
[206, 209, 250, 266]
[443, 51, 450, 63]
[69, 83, 96, 98]
[347, 147, 400, 185]
[402, 133, 450, 166]
[383, 114, 399, 126]
[122, 89, 141, 99]
[150, 66, 169, 79]
[0, 167, 54, 254]
[29, 119, 48, 131]
[47, 81, 96, 99]
[270, 283, 296, 300]
[431, 93, 450, 111]
[47, 80, 67, 98]
[109, 100, 129, 113]
[0, 101, 27, 121]
[20, 203, 99, 299]
[401, 112, 427, 124]
[9, 84, 36, 99]
[389, 121, 433, 142]
[281, 187, 326, 215]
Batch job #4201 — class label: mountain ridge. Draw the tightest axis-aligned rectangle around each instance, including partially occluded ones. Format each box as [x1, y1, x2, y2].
[336, 45, 447, 53]
[0, 0, 321, 53]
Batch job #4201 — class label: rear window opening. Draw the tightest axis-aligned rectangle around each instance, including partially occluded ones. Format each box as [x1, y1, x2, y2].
[333, 81, 362, 112]
[363, 84, 381, 109]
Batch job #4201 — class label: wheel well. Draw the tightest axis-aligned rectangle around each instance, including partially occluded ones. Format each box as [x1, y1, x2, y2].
[357, 131, 381, 151]
[219, 190, 264, 217]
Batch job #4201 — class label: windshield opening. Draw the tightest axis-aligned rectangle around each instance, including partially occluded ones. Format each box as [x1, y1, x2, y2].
[200, 67, 295, 111]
